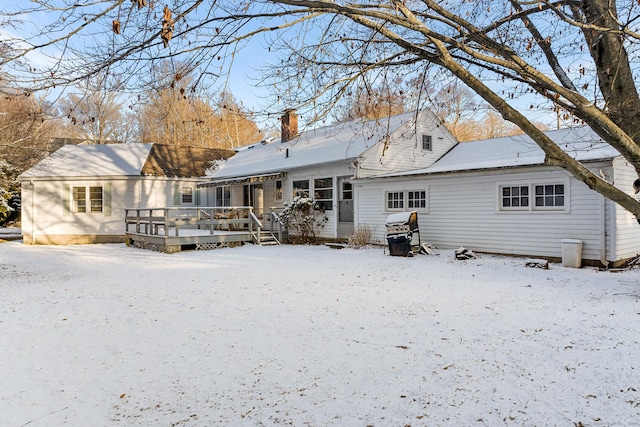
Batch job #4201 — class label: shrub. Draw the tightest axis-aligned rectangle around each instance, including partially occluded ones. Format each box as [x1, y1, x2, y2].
[347, 225, 373, 248]
[280, 196, 328, 244]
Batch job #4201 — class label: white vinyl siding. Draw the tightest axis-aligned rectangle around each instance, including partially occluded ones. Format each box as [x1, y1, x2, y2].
[357, 110, 458, 178]
[283, 163, 351, 240]
[23, 177, 196, 242]
[611, 158, 640, 260]
[356, 167, 613, 261]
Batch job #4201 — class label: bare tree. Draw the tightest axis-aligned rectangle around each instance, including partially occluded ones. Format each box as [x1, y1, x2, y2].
[2, 0, 640, 218]
[0, 87, 65, 224]
[58, 72, 134, 143]
[333, 78, 406, 122]
[138, 64, 261, 147]
[215, 91, 263, 148]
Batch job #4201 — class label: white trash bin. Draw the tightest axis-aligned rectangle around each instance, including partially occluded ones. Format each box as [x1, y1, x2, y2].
[561, 239, 583, 268]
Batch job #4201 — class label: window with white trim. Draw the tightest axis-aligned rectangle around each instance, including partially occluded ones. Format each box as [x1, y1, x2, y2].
[408, 190, 426, 209]
[73, 186, 86, 213]
[386, 191, 405, 210]
[293, 180, 309, 198]
[501, 185, 529, 210]
[422, 134, 432, 151]
[89, 186, 103, 213]
[314, 177, 333, 210]
[499, 182, 566, 211]
[535, 184, 565, 208]
[72, 186, 103, 213]
[275, 180, 283, 201]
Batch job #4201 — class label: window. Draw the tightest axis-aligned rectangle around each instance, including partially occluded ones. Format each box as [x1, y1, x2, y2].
[387, 191, 404, 210]
[73, 186, 86, 213]
[386, 189, 428, 211]
[293, 180, 309, 198]
[342, 181, 353, 200]
[182, 187, 193, 204]
[501, 185, 529, 210]
[314, 177, 333, 211]
[275, 180, 283, 201]
[71, 186, 103, 213]
[408, 190, 426, 209]
[499, 182, 567, 211]
[215, 186, 231, 207]
[89, 186, 103, 213]
[535, 184, 564, 208]
[422, 134, 432, 151]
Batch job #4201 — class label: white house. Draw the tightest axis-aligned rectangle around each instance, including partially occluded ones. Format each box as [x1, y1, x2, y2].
[19, 143, 235, 244]
[357, 126, 640, 265]
[201, 109, 458, 239]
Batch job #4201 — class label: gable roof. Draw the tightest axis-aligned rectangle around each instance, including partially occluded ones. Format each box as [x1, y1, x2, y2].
[141, 145, 235, 177]
[384, 126, 620, 178]
[19, 143, 235, 179]
[209, 111, 429, 180]
[19, 143, 154, 178]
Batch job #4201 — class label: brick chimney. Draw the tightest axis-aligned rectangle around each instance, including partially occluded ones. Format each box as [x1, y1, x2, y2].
[281, 109, 298, 143]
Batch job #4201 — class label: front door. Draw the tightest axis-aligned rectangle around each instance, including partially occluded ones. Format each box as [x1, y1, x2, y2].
[337, 178, 354, 239]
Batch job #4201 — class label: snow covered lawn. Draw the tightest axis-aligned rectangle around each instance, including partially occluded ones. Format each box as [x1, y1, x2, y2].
[1, 241, 639, 426]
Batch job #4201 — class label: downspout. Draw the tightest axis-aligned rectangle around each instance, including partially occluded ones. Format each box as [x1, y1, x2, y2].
[138, 176, 143, 208]
[599, 168, 609, 267]
[30, 180, 35, 244]
[600, 192, 608, 267]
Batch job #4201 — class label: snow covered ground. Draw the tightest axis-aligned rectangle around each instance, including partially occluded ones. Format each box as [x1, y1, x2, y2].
[1, 240, 639, 426]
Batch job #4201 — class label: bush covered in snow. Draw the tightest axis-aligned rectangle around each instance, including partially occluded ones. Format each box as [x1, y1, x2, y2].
[0, 161, 18, 225]
[279, 196, 328, 244]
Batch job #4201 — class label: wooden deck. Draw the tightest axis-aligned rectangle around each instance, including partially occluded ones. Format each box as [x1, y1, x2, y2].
[124, 207, 284, 253]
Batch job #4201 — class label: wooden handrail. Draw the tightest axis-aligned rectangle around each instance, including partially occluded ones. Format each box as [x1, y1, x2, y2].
[248, 211, 262, 244]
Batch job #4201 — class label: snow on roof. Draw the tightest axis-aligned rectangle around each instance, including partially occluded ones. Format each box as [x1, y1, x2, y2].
[19, 143, 153, 178]
[209, 112, 420, 180]
[385, 126, 620, 178]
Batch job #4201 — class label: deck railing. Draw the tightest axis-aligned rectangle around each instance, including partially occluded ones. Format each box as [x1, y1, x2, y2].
[124, 206, 254, 237]
[269, 209, 285, 243]
[248, 211, 263, 244]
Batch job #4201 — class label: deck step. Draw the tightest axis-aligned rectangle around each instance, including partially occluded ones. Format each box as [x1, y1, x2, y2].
[259, 231, 281, 246]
